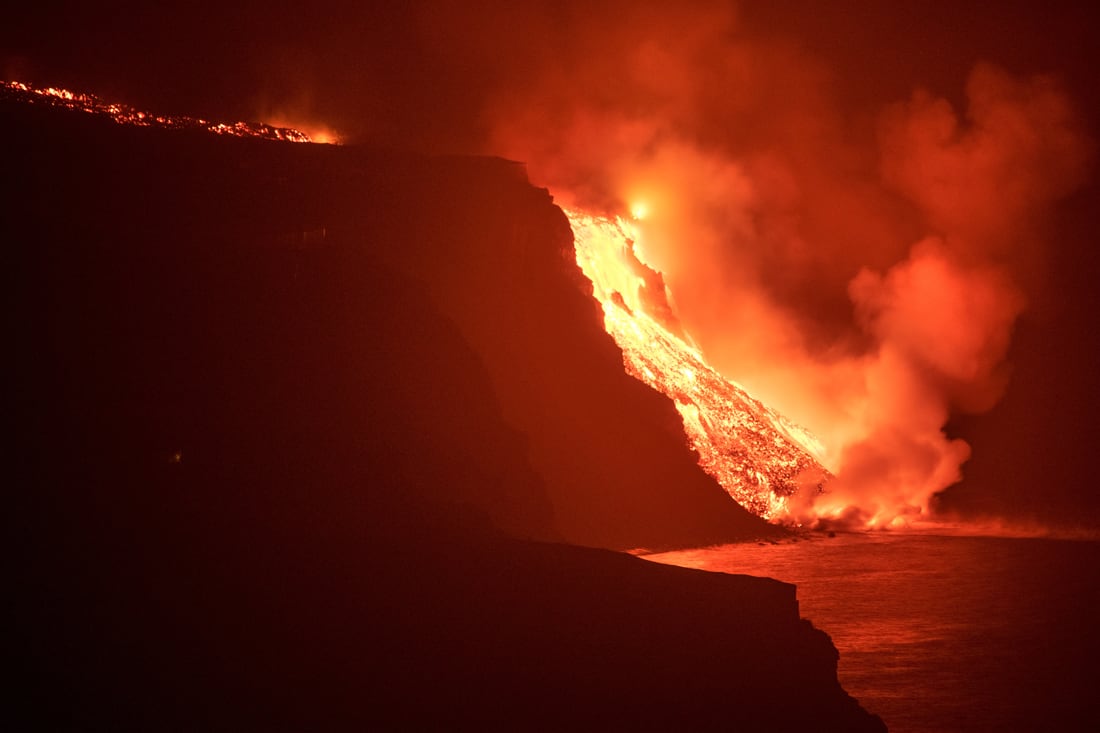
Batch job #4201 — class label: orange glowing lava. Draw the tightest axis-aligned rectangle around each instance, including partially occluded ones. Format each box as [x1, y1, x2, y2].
[568, 209, 831, 522]
[1, 80, 326, 144]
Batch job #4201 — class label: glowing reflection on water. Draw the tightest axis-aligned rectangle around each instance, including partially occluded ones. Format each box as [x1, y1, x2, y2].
[646, 533, 1099, 732]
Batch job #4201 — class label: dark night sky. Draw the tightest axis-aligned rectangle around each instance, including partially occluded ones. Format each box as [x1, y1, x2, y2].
[4, 1, 1099, 530]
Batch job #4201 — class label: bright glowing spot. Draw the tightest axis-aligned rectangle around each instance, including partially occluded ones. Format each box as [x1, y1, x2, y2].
[630, 202, 648, 220]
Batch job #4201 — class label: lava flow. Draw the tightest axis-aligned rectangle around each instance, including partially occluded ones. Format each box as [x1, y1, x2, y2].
[569, 210, 831, 522]
[0, 80, 323, 143]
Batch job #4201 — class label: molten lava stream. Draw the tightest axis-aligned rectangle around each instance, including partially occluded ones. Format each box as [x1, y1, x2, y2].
[567, 209, 831, 524]
[0, 80, 326, 143]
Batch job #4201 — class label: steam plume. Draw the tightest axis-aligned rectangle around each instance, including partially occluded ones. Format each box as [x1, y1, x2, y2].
[460, 1, 1092, 527]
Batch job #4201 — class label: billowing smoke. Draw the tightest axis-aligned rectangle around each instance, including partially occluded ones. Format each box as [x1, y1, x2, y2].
[6, 1, 1090, 527]
[435, 1, 1093, 527]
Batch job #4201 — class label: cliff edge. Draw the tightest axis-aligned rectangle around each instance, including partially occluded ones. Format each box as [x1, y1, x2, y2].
[6, 94, 883, 730]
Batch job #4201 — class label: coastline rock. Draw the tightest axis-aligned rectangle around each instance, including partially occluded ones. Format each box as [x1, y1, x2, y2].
[6, 94, 883, 731]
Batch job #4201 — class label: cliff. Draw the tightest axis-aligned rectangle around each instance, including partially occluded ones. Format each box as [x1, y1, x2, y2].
[6, 94, 883, 730]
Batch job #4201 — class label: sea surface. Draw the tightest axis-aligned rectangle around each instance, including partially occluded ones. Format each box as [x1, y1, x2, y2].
[646, 532, 1099, 732]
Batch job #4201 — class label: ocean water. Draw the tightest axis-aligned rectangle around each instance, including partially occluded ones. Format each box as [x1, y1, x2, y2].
[646, 532, 1100, 732]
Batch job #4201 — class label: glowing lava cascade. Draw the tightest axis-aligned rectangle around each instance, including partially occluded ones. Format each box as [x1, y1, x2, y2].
[569, 210, 831, 522]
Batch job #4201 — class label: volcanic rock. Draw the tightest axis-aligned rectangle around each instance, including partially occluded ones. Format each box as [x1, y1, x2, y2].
[5, 91, 883, 731]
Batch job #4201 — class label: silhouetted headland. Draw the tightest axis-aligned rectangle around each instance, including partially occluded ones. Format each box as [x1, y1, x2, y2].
[6, 92, 884, 731]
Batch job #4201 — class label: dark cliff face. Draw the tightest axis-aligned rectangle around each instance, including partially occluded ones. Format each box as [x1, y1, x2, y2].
[309, 150, 781, 550]
[5, 92, 774, 551]
[6, 98, 882, 731]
